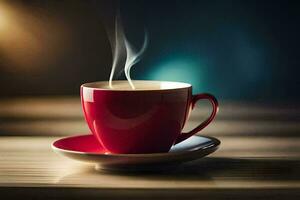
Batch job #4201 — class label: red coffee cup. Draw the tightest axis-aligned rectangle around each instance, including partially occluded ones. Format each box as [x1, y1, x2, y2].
[81, 80, 218, 154]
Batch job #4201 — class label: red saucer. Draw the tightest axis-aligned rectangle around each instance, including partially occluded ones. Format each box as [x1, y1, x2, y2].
[52, 134, 220, 171]
[53, 134, 106, 153]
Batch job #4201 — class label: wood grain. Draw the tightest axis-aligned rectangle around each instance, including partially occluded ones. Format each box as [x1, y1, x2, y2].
[0, 97, 299, 199]
[0, 136, 299, 187]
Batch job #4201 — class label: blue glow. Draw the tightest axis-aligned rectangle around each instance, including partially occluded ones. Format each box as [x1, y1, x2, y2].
[144, 58, 205, 93]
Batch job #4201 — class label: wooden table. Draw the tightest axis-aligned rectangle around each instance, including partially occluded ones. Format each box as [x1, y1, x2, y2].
[0, 97, 299, 199]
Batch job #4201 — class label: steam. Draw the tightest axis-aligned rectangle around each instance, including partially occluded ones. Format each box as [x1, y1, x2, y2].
[108, 14, 148, 89]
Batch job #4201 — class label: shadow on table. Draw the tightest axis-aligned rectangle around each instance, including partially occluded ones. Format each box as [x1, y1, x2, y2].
[57, 157, 300, 183]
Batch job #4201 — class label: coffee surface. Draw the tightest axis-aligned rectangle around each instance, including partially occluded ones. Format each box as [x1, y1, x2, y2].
[102, 82, 162, 90]
[83, 81, 191, 91]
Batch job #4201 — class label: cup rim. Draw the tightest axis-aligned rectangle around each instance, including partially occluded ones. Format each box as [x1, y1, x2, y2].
[81, 80, 192, 91]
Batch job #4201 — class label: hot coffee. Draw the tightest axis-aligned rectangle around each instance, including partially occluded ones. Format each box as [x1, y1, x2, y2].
[81, 80, 218, 154]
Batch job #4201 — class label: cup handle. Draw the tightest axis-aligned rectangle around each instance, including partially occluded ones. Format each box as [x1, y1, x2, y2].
[175, 93, 219, 144]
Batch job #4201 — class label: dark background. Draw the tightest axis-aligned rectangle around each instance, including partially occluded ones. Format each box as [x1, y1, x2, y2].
[0, 0, 299, 101]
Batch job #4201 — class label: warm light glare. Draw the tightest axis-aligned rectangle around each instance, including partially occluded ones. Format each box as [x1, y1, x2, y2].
[0, 3, 9, 31]
[0, 1, 69, 73]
